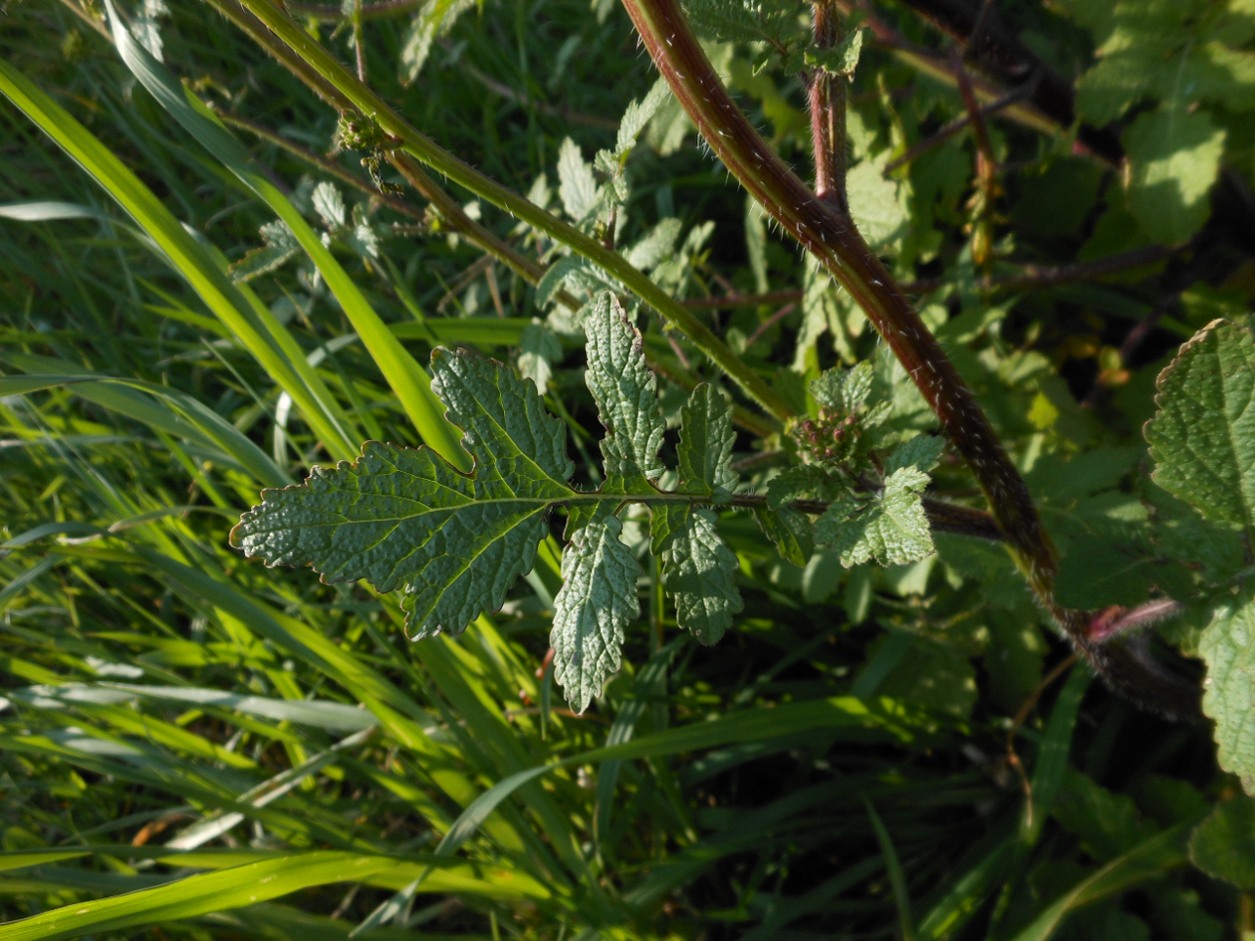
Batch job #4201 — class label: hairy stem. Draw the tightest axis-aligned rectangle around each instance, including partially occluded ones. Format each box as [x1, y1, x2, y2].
[621, 0, 1201, 718]
[622, 0, 1055, 587]
[808, 1, 848, 212]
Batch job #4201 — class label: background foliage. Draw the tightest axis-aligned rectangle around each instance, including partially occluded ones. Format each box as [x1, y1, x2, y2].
[2, 1, 1254, 938]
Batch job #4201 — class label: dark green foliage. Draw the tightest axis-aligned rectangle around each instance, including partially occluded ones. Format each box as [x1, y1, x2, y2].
[1, 0, 1253, 938]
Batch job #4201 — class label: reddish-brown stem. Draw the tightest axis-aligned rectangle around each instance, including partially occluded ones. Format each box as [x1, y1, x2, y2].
[623, 0, 1056, 587]
[952, 47, 1000, 272]
[621, 0, 1201, 718]
[883, 80, 1033, 175]
[809, 1, 848, 212]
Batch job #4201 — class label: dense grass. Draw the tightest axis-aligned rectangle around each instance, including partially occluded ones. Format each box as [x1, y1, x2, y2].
[1, 2, 1251, 939]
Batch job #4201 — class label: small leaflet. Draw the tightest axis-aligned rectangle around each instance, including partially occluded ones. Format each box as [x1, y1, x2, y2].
[557, 137, 599, 225]
[229, 220, 300, 283]
[583, 294, 667, 488]
[677, 383, 738, 499]
[615, 78, 671, 156]
[518, 321, 562, 395]
[653, 505, 742, 645]
[552, 516, 640, 713]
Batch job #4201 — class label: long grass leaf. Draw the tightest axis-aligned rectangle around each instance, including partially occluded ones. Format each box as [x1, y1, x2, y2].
[0, 364, 287, 488]
[0, 851, 549, 941]
[1005, 826, 1192, 941]
[103, 2, 466, 468]
[0, 56, 358, 461]
[437, 695, 920, 858]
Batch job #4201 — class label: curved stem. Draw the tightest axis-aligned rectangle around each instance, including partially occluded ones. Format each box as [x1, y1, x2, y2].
[210, 0, 792, 426]
[622, 0, 1056, 591]
[621, 0, 1202, 719]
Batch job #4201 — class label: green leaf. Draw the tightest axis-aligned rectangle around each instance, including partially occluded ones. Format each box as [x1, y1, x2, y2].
[767, 464, 848, 508]
[846, 157, 908, 251]
[311, 180, 346, 227]
[231, 349, 574, 638]
[584, 294, 667, 487]
[517, 321, 562, 396]
[653, 506, 742, 645]
[866, 634, 977, 722]
[399, 0, 476, 83]
[684, 0, 794, 46]
[557, 136, 599, 224]
[1074, 0, 1199, 124]
[753, 504, 814, 566]
[228, 220, 300, 283]
[804, 28, 865, 78]
[615, 78, 671, 156]
[811, 360, 874, 413]
[1189, 796, 1255, 889]
[1199, 591, 1255, 794]
[677, 383, 738, 499]
[884, 434, 944, 476]
[622, 217, 683, 272]
[552, 516, 640, 712]
[1053, 769, 1157, 861]
[816, 466, 934, 567]
[1124, 106, 1225, 245]
[1145, 319, 1255, 540]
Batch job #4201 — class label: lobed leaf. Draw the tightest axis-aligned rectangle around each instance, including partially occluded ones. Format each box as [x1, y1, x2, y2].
[231, 349, 574, 638]
[615, 78, 671, 156]
[557, 136, 599, 224]
[811, 360, 874, 414]
[817, 466, 934, 567]
[552, 516, 641, 712]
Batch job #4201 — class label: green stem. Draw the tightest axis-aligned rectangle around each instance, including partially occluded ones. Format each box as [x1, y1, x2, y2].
[209, 0, 791, 426]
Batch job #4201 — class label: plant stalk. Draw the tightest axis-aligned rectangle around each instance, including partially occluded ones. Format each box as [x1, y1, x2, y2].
[620, 0, 1201, 717]
[207, 0, 792, 426]
[621, 0, 1056, 591]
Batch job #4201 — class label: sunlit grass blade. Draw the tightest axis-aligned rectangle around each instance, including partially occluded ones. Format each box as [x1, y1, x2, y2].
[436, 695, 924, 858]
[0, 364, 287, 489]
[104, 1, 466, 468]
[0, 851, 550, 941]
[0, 56, 358, 461]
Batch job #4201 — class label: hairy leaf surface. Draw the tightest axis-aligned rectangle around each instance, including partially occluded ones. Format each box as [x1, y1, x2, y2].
[816, 466, 934, 568]
[552, 516, 641, 713]
[653, 505, 742, 645]
[1200, 593, 1255, 794]
[1146, 319, 1255, 537]
[231, 349, 574, 638]
[584, 294, 667, 487]
[677, 383, 737, 499]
